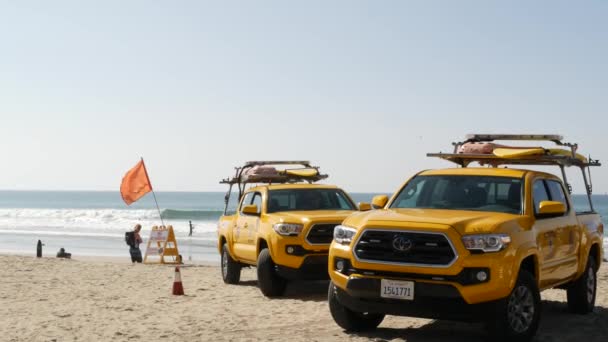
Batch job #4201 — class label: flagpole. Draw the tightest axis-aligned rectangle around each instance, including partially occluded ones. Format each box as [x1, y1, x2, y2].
[151, 189, 165, 227]
[141, 158, 166, 227]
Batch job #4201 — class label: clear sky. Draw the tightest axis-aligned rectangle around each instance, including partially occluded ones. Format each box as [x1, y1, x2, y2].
[1, 1, 606, 194]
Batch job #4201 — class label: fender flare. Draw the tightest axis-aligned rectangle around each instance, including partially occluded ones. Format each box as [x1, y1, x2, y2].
[512, 242, 540, 288]
[218, 233, 238, 258]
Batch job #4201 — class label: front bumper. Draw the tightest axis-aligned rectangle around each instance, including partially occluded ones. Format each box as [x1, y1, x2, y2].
[275, 254, 329, 280]
[333, 278, 496, 321]
[329, 226, 519, 305]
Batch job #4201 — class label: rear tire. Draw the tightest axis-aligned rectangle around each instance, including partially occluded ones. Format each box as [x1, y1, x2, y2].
[328, 281, 385, 332]
[257, 248, 287, 297]
[221, 244, 241, 284]
[486, 270, 540, 342]
[567, 257, 597, 314]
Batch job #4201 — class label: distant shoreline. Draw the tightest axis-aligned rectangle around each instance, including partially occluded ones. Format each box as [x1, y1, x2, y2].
[0, 189, 602, 196]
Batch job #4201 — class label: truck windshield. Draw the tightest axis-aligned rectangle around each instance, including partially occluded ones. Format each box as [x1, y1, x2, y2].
[390, 175, 522, 214]
[267, 189, 356, 213]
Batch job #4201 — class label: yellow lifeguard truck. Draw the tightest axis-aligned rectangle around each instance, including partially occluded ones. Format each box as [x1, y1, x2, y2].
[217, 161, 367, 297]
[327, 134, 603, 342]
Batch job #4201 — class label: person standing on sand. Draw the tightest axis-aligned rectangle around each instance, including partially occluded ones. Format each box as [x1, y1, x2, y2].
[129, 224, 143, 263]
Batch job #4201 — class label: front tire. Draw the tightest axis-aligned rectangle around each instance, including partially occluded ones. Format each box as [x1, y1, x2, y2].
[328, 281, 385, 332]
[257, 248, 287, 297]
[486, 270, 540, 342]
[567, 257, 597, 314]
[221, 244, 241, 284]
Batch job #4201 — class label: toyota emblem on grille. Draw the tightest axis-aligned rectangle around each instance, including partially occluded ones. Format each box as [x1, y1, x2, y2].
[392, 235, 413, 252]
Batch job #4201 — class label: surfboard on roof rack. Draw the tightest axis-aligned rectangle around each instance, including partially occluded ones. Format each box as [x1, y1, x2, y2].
[220, 161, 327, 185]
[427, 134, 600, 168]
[219, 161, 328, 214]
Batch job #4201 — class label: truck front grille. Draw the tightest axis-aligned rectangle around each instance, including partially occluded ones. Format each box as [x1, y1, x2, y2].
[354, 229, 457, 267]
[306, 224, 339, 244]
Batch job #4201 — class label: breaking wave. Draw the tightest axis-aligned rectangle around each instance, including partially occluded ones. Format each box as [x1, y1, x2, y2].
[161, 209, 224, 220]
[0, 208, 220, 236]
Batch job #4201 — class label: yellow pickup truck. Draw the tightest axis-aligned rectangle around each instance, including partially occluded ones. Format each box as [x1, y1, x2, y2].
[328, 135, 603, 342]
[217, 161, 365, 297]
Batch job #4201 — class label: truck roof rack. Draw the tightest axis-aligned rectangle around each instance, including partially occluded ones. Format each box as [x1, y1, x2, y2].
[427, 134, 601, 210]
[220, 161, 328, 185]
[220, 161, 328, 213]
[428, 134, 601, 168]
[464, 134, 565, 144]
[427, 153, 601, 168]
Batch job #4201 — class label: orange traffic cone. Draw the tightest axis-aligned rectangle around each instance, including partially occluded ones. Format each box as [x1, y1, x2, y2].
[172, 266, 184, 295]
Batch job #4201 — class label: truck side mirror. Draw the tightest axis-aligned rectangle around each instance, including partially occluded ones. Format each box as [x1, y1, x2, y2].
[242, 204, 260, 216]
[371, 195, 388, 209]
[537, 201, 566, 217]
[358, 202, 371, 211]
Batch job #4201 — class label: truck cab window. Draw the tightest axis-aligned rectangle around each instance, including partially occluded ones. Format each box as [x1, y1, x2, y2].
[394, 178, 427, 208]
[239, 192, 254, 213]
[267, 189, 356, 213]
[391, 176, 521, 214]
[532, 180, 550, 214]
[546, 180, 569, 212]
[251, 193, 263, 214]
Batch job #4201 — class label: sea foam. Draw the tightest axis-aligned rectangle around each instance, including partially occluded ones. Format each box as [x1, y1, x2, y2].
[0, 208, 220, 239]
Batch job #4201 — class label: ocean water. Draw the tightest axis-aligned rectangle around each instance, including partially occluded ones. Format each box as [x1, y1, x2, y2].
[0, 191, 606, 263]
[0, 191, 383, 263]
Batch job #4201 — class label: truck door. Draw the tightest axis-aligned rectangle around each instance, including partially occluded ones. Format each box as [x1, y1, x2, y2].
[242, 192, 263, 261]
[532, 179, 562, 288]
[545, 179, 579, 279]
[533, 179, 577, 288]
[233, 192, 254, 260]
[234, 191, 261, 262]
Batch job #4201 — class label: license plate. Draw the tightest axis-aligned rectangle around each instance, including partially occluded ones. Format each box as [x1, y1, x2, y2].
[380, 279, 414, 300]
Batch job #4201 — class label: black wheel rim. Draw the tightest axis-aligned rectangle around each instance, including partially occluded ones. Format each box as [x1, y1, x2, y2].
[507, 285, 535, 333]
[587, 267, 595, 304]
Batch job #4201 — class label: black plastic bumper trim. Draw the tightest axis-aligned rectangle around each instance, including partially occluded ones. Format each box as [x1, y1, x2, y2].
[333, 258, 490, 286]
[285, 245, 328, 257]
[275, 255, 329, 280]
[334, 280, 496, 321]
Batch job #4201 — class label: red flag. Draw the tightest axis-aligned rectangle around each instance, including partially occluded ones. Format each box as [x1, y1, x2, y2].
[120, 159, 152, 205]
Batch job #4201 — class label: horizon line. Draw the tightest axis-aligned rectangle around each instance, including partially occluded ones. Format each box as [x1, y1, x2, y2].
[0, 189, 602, 196]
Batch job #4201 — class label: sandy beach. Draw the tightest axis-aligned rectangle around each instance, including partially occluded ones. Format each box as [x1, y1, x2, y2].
[1, 255, 606, 342]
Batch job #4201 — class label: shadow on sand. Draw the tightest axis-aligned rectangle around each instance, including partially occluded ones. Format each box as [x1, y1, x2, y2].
[236, 278, 329, 302]
[237, 273, 608, 340]
[239, 280, 329, 302]
[281, 280, 329, 302]
[350, 301, 608, 342]
[237, 279, 258, 287]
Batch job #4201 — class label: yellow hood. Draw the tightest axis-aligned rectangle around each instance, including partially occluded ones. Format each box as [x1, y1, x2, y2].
[343, 208, 525, 235]
[269, 210, 355, 225]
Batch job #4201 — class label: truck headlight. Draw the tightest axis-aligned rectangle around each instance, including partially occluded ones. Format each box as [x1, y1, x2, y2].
[333, 225, 357, 245]
[462, 234, 511, 253]
[273, 223, 303, 236]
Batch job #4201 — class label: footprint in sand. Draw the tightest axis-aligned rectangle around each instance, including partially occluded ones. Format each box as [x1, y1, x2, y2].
[54, 313, 72, 318]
